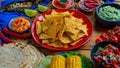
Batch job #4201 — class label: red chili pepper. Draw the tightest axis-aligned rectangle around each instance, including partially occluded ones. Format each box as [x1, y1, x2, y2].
[84, 0, 100, 9]
[0, 31, 13, 43]
[84, 0, 94, 3]
[2, 28, 31, 39]
[85, 0, 98, 3]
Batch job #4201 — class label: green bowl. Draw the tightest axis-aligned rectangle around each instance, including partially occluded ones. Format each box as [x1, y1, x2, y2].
[91, 41, 119, 68]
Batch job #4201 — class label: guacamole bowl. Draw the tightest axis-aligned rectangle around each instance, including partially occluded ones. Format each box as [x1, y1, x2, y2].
[95, 3, 120, 27]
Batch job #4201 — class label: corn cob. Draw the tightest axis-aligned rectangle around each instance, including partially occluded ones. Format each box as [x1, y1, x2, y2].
[66, 56, 82, 68]
[50, 55, 66, 68]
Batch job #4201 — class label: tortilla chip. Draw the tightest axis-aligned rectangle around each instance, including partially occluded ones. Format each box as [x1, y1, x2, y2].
[36, 21, 42, 35]
[70, 38, 82, 45]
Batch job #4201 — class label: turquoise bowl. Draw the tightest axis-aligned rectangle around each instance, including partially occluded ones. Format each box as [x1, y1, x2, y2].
[95, 3, 120, 28]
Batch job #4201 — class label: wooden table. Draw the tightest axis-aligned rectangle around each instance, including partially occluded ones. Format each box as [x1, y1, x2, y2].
[8, 0, 120, 60]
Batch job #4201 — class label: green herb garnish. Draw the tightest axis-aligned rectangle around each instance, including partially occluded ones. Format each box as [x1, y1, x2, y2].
[79, 54, 93, 68]
[62, 51, 79, 58]
[60, 0, 67, 4]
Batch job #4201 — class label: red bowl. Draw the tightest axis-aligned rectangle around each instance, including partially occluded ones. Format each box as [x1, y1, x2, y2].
[31, 9, 93, 51]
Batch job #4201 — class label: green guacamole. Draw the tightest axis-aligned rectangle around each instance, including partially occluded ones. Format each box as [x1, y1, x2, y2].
[98, 6, 120, 21]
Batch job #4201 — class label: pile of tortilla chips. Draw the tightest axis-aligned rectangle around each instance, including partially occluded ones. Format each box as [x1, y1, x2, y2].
[36, 10, 88, 48]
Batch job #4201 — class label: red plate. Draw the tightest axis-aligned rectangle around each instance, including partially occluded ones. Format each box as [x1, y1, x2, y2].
[31, 9, 93, 51]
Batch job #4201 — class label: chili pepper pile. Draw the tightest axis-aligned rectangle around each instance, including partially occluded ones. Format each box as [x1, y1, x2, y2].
[84, 0, 100, 9]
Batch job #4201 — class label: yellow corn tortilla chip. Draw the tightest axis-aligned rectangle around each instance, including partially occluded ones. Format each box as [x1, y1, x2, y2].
[42, 40, 49, 43]
[70, 38, 82, 45]
[77, 25, 88, 36]
[59, 34, 72, 44]
[48, 40, 63, 48]
[36, 21, 42, 35]
[39, 33, 51, 39]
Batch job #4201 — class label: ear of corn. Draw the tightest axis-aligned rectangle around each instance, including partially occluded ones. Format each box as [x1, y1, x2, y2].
[50, 55, 66, 68]
[66, 56, 82, 68]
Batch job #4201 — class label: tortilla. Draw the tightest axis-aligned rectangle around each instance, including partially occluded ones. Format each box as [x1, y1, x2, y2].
[0, 42, 42, 68]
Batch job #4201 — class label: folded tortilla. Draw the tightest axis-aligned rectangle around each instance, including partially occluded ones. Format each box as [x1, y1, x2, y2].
[0, 42, 42, 68]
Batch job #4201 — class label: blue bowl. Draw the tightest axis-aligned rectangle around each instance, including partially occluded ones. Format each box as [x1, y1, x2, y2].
[9, 16, 32, 33]
[105, 0, 115, 3]
[91, 41, 119, 68]
[95, 3, 120, 27]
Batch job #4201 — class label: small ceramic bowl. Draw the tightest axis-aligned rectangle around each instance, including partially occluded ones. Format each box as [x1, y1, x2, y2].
[91, 41, 119, 68]
[52, 0, 74, 9]
[79, 0, 94, 12]
[79, 0, 100, 12]
[95, 3, 120, 27]
[9, 16, 32, 33]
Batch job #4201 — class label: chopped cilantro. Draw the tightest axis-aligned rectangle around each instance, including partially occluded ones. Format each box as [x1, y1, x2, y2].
[60, 0, 67, 4]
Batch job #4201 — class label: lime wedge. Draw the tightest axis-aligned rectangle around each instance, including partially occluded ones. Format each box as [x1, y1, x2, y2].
[38, 5, 49, 12]
[24, 9, 37, 17]
[37, 56, 52, 68]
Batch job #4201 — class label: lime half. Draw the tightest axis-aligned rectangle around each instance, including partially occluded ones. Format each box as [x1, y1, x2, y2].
[38, 5, 49, 12]
[37, 56, 52, 68]
[24, 9, 38, 17]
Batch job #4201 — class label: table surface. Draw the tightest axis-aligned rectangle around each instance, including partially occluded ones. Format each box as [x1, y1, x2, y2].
[6, 0, 120, 60]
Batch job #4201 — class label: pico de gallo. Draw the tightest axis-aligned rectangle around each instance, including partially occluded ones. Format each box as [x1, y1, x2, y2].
[94, 44, 120, 68]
